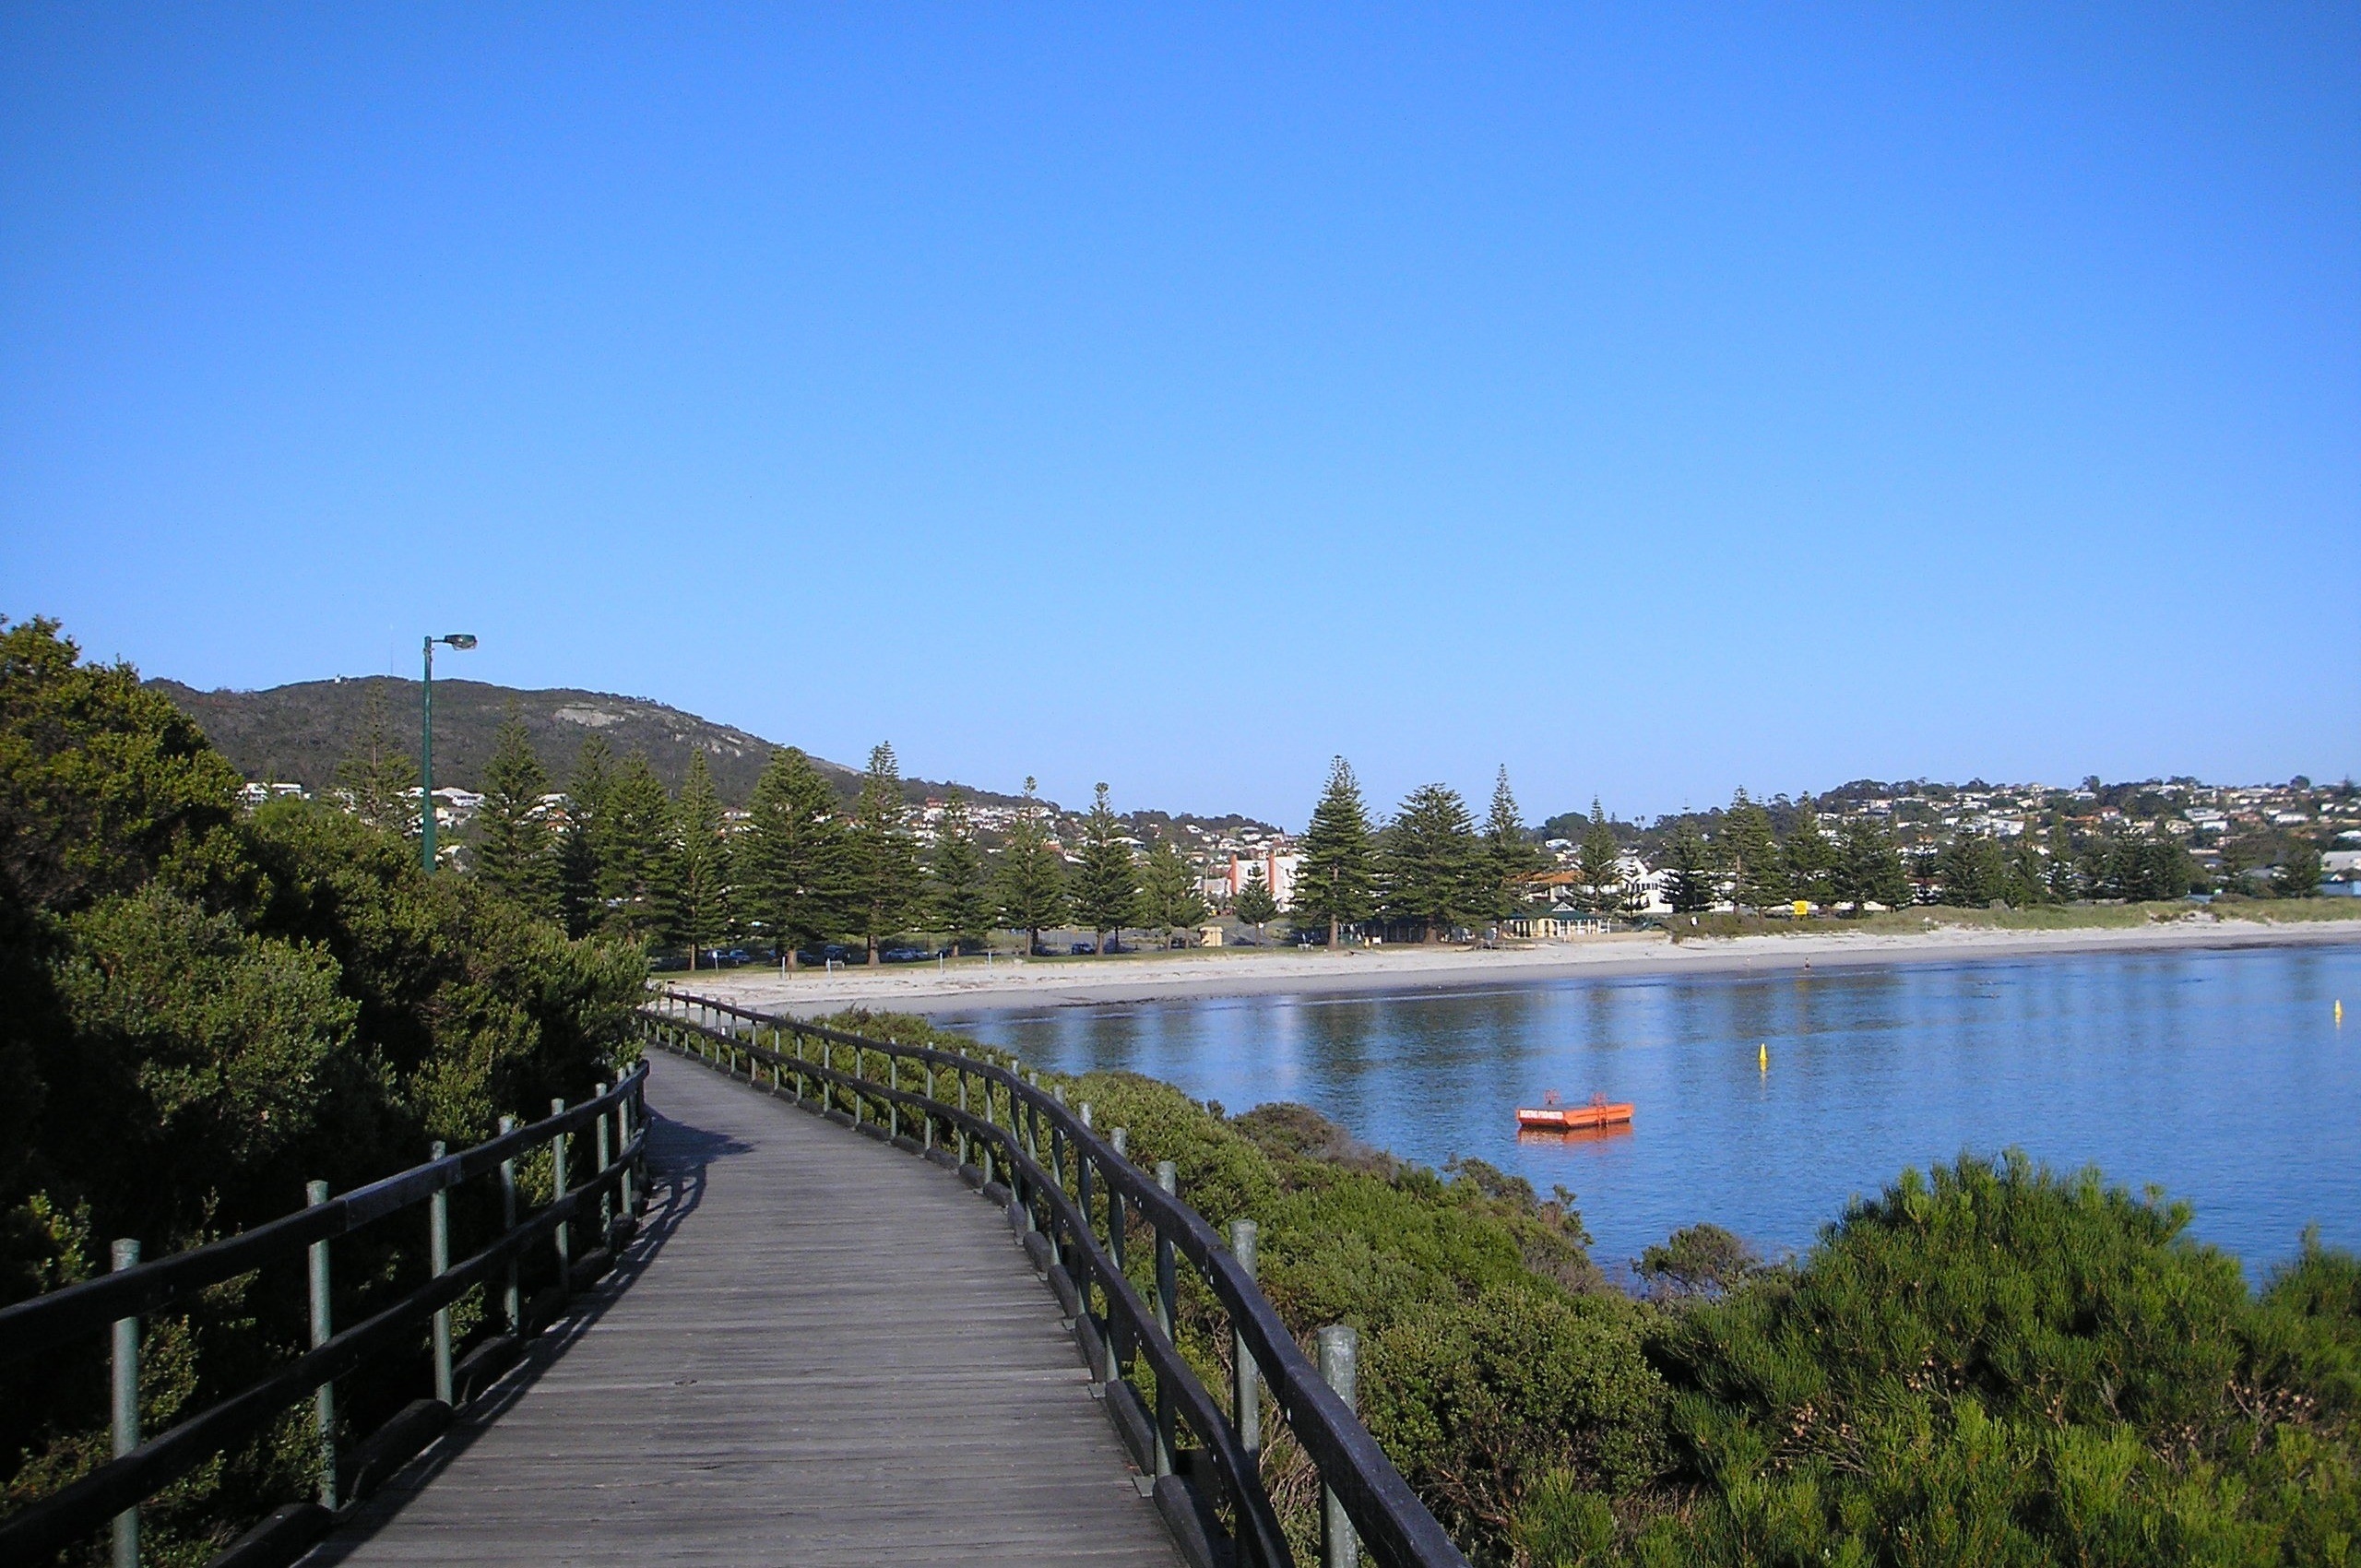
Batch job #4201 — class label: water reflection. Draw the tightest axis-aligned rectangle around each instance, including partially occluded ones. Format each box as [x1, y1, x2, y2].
[948, 943, 2361, 1277]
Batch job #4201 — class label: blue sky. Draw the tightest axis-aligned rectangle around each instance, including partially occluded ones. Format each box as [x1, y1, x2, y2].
[3, 6, 2355, 826]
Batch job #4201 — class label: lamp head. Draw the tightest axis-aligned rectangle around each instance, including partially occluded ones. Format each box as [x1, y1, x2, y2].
[441, 635, 478, 650]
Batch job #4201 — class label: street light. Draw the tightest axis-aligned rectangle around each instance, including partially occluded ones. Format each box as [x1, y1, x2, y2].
[420, 634, 478, 872]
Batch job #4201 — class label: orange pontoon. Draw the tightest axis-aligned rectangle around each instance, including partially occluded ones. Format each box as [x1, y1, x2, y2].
[1515, 1090, 1634, 1131]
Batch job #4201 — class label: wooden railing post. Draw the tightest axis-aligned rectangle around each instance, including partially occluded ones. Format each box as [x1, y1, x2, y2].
[594, 1084, 613, 1238]
[1048, 1087, 1068, 1265]
[1230, 1219, 1261, 1460]
[109, 1239, 139, 1568]
[306, 1180, 337, 1509]
[979, 1070, 996, 1188]
[497, 1116, 522, 1332]
[888, 1056, 900, 1140]
[551, 1099, 572, 1297]
[1320, 1324, 1361, 1568]
[955, 1069, 969, 1166]
[924, 1063, 937, 1151]
[616, 1093, 637, 1217]
[1153, 1159, 1179, 1478]
[429, 1142, 453, 1405]
[1102, 1127, 1129, 1388]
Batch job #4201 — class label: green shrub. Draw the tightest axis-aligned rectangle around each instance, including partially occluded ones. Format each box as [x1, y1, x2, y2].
[1644, 1153, 2361, 1566]
[0, 617, 646, 1562]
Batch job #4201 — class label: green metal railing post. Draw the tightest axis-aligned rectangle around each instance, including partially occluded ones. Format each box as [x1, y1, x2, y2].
[551, 1099, 572, 1296]
[1320, 1324, 1361, 1568]
[593, 1084, 613, 1238]
[821, 1040, 832, 1116]
[498, 1116, 521, 1331]
[429, 1142, 453, 1406]
[1109, 1129, 1128, 1273]
[956, 1070, 969, 1165]
[923, 1063, 936, 1151]
[980, 1072, 996, 1187]
[109, 1238, 139, 1568]
[306, 1180, 337, 1509]
[1048, 1087, 1068, 1265]
[616, 1092, 637, 1217]
[888, 1056, 900, 1140]
[1154, 1159, 1179, 1478]
[1231, 1219, 1261, 1459]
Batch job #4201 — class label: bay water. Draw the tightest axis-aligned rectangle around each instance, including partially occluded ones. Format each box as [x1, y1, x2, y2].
[944, 941, 2361, 1280]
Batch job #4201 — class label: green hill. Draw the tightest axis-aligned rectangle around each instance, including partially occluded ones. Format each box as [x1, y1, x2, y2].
[145, 676, 999, 807]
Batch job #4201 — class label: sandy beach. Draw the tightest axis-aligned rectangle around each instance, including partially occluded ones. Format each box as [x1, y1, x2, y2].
[666, 914, 2361, 1019]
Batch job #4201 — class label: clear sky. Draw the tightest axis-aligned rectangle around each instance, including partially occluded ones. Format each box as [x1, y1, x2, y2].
[4, 6, 2355, 826]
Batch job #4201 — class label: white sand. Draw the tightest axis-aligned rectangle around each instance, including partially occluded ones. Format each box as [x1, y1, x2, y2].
[667, 916, 2361, 1019]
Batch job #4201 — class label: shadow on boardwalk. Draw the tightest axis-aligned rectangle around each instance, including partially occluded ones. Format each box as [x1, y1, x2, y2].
[308, 1050, 1176, 1567]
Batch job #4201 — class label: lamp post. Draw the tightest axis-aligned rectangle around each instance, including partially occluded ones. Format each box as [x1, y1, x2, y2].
[420, 634, 478, 872]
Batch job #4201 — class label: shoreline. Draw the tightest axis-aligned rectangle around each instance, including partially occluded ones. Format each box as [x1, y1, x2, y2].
[670, 915, 2361, 1020]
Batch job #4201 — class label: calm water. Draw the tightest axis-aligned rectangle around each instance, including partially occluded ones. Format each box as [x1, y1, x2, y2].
[944, 943, 2361, 1280]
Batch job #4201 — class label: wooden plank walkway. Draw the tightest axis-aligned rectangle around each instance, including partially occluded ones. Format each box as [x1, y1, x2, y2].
[313, 1050, 1180, 1566]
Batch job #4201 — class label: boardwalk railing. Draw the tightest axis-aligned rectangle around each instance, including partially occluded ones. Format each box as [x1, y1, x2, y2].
[0, 1063, 650, 1568]
[647, 992, 1470, 1568]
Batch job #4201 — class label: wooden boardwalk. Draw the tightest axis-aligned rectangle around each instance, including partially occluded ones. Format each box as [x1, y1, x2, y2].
[314, 1051, 1180, 1567]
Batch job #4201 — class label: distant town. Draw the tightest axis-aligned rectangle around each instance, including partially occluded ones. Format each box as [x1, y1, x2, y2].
[236, 768, 2361, 928]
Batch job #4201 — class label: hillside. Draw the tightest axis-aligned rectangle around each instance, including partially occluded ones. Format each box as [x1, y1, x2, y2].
[146, 676, 1009, 807]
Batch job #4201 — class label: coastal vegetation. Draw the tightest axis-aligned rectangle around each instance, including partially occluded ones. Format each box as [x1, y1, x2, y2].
[0, 618, 644, 1562]
[821, 1008, 2360, 1566]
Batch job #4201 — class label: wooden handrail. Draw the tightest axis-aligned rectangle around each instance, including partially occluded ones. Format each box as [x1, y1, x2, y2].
[647, 991, 1469, 1568]
[0, 1063, 651, 1566]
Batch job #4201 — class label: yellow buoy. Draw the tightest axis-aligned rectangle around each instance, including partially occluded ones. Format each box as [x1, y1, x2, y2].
[1759, 1042, 1769, 1071]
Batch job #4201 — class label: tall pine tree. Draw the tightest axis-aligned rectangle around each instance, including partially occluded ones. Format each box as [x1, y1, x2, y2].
[471, 708, 557, 920]
[993, 777, 1068, 955]
[1833, 819, 1911, 913]
[1233, 862, 1277, 937]
[334, 683, 419, 840]
[1480, 766, 1544, 932]
[595, 750, 678, 947]
[848, 742, 923, 964]
[1133, 834, 1210, 944]
[740, 746, 848, 967]
[928, 790, 994, 954]
[673, 751, 732, 966]
[1294, 756, 1376, 946]
[1070, 783, 1139, 953]
[1720, 790, 1786, 913]
[1662, 822, 1716, 914]
[558, 735, 612, 938]
[1782, 798, 1835, 909]
[1380, 783, 1481, 942]
[1577, 801, 1623, 915]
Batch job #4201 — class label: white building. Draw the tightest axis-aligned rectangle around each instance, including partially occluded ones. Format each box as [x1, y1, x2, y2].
[1207, 847, 1300, 909]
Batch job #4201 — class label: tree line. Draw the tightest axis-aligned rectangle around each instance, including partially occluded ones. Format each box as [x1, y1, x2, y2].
[449, 719, 1220, 963]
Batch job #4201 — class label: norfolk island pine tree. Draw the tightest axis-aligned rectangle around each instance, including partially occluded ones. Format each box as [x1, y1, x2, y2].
[1480, 765, 1544, 933]
[928, 790, 994, 953]
[1133, 832, 1210, 945]
[740, 746, 850, 968]
[848, 742, 924, 964]
[1382, 782, 1483, 942]
[1071, 782, 1140, 953]
[1233, 861, 1278, 938]
[472, 707, 559, 921]
[994, 777, 1069, 955]
[673, 750, 732, 968]
[1295, 755, 1376, 946]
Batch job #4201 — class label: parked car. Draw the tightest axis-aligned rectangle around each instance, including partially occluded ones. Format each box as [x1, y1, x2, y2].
[880, 945, 931, 963]
[1069, 941, 1097, 956]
